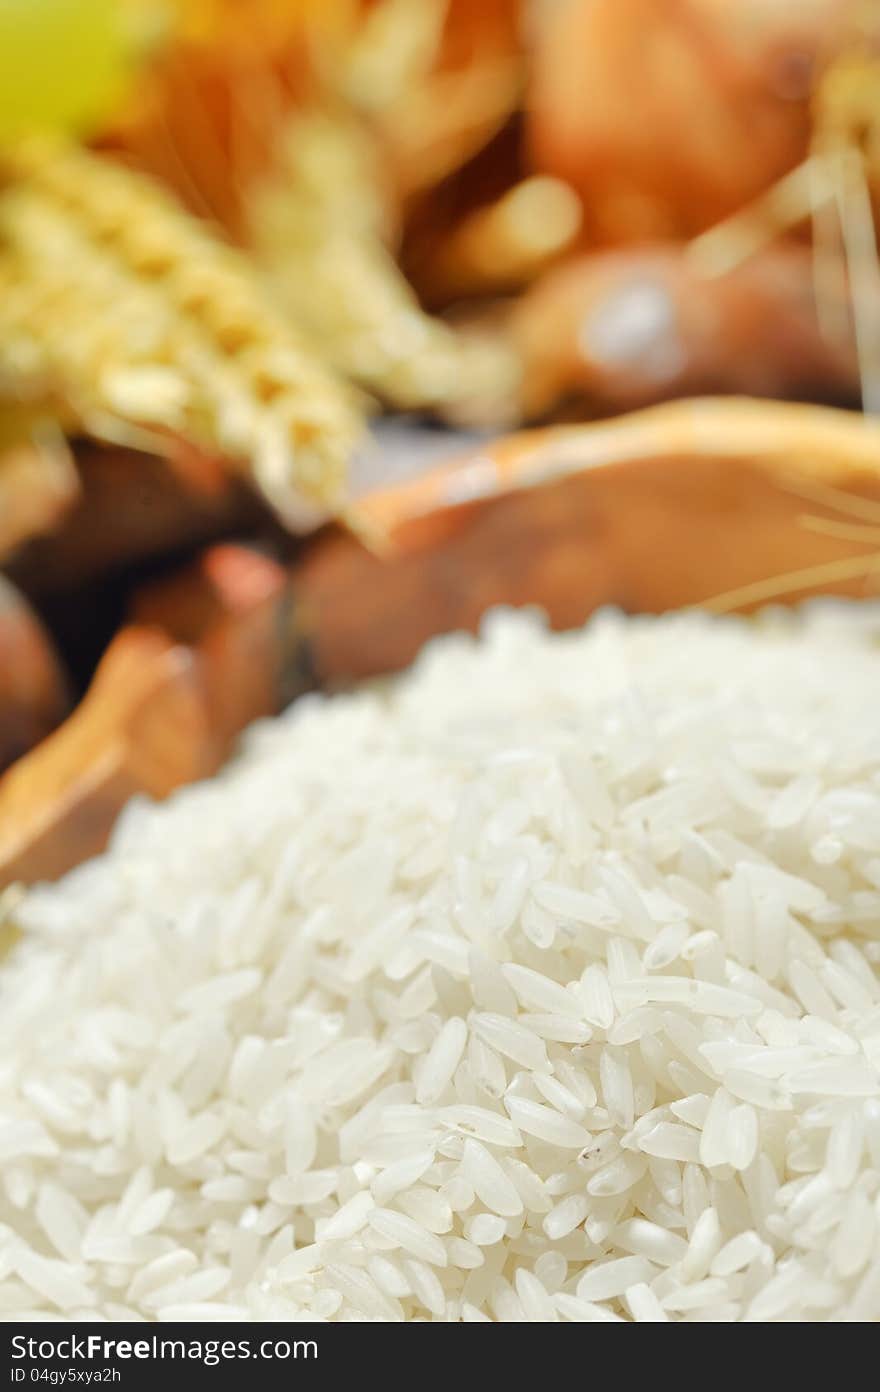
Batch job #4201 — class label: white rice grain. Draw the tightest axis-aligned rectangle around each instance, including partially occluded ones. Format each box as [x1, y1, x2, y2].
[5, 604, 880, 1322]
[416, 1018, 468, 1105]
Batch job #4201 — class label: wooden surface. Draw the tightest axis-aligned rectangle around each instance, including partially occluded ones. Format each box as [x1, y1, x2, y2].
[5, 398, 880, 889]
[0, 626, 212, 885]
[299, 416, 880, 680]
[0, 547, 300, 887]
[0, 432, 79, 564]
[133, 544, 307, 749]
[0, 576, 69, 772]
[7, 440, 267, 596]
[509, 246, 859, 417]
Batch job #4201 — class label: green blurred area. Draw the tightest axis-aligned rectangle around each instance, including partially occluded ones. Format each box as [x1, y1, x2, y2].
[0, 0, 131, 138]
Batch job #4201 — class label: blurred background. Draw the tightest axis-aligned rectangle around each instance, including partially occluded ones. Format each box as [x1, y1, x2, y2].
[1, 0, 879, 886]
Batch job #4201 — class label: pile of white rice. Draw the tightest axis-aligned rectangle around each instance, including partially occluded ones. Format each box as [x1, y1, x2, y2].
[4, 604, 880, 1322]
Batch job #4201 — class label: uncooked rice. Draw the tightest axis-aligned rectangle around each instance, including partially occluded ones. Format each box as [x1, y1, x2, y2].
[6, 603, 880, 1321]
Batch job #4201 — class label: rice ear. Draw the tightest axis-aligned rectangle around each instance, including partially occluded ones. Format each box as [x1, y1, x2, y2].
[0, 141, 363, 528]
[248, 111, 521, 420]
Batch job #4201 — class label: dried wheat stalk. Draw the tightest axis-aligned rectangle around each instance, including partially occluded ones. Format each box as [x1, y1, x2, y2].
[0, 141, 363, 527]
